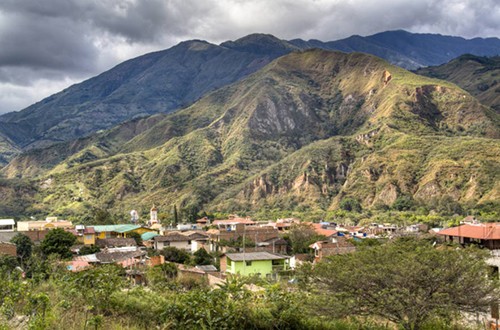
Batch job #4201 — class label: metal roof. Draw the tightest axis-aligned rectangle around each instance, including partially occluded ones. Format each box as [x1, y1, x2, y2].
[225, 252, 288, 261]
[92, 224, 141, 233]
[0, 219, 15, 225]
[195, 265, 218, 272]
[141, 232, 159, 241]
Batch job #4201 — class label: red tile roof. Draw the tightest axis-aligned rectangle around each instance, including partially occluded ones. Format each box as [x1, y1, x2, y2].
[310, 223, 337, 237]
[437, 223, 500, 240]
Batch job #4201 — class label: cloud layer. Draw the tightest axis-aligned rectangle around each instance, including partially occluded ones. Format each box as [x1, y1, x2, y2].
[1, 0, 499, 114]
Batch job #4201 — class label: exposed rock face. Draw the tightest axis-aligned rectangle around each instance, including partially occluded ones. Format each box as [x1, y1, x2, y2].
[0, 49, 499, 217]
[382, 70, 392, 85]
[373, 183, 399, 206]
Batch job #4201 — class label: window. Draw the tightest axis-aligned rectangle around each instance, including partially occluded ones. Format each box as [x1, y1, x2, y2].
[245, 261, 252, 266]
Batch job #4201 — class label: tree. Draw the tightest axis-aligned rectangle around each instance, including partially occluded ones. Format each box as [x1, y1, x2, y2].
[79, 245, 100, 255]
[71, 264, 123, 326]
[92, 208, 113, 225]
[309, 238, 498, 330]
[392, 196, 414, 211]
[146, 262, 178, 289]
[11, 233, 33, 267]
[161, 247, 191, 264]
[173, 205, 179, 225]
[193, 248, 212, 266]
[287, 223, 325, 254]
[40, 228, 77, 259]
[128, 232, 143, 246]
[339, 197, 362, 212]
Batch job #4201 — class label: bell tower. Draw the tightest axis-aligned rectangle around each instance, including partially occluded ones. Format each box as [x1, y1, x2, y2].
[150, 204, 158, 225]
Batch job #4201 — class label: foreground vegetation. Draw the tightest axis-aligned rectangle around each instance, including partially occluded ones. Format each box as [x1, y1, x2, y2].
[0, 236, 496, 329]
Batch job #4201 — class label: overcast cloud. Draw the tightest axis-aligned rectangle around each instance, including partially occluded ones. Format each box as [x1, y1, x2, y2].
[0, 0, 499, 114]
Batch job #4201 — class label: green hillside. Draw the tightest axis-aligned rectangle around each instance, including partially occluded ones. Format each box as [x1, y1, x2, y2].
[416, 55, 500, 112]
[1, 49, 499, 219]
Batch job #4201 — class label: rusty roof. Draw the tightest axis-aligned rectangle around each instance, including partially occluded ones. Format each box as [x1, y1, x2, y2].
[437, 223, 500, 240]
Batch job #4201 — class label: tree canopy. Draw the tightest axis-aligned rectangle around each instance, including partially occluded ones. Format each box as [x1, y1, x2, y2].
[40, 228, 77, 259]
[287, 223, 325, 254]
[161, 247, 191, 264]
[307, 237, 499, 330]
[10, 233, 33, 267]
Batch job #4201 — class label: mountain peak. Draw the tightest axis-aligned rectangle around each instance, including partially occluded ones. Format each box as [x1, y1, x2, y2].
[220, 33, 298, 56]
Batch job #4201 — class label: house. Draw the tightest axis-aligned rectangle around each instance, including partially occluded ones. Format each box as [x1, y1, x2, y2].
[437, 223, 500, 249]
[92, 224, 156, 239]
[0, 219, 15, 232]
[404, 224, 429, 233]
[74, 249, 147, 267]
[154, 231, 208, 252]
[220, 252, 289, 279]
[141, 232, 159, 248]
[213, 216, 256, 231]
[308, 223, 338, 238]
[196, 217, 211, 227]
[461, 215, 479, 224]
[309, 236, 356, 263]
[97, 250, 146, 267]
[266, 218, 300, 232]
[207, 224, 280, 252]
[17, 218, 73, 231]
[252, 237, 288, 254]
[70, 225, 96, 245]
[0, 242, 17, 257]
[367, 223, 397, 236]
[66, 260, 91, 272]
[96, 238, 137, 249]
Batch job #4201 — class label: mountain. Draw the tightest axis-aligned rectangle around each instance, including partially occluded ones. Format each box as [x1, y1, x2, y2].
[0, 34, 298, 156]
[290, 30, 500, 70]
[2, 49, 498, 218]
[1, 31, 500, 166]
[416, 54, 500, 112]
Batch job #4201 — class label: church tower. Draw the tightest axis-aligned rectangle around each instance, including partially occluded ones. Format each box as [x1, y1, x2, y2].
[150, 204, 158, 225]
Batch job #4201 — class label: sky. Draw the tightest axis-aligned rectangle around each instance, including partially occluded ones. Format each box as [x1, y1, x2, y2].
[0, 0, 499, 114]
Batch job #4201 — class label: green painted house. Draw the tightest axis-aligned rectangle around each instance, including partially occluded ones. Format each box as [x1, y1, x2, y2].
[222, 252, 289, 279]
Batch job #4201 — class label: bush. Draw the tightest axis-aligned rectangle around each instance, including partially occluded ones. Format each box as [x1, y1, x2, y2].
[392, 196, 414, 211]
[339, 198, 362, 212]
[161, 247, 191, 264]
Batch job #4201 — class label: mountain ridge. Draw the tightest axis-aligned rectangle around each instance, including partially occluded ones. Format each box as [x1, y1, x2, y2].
[1, 49, 498, 218]
[1, 30, 500, 165]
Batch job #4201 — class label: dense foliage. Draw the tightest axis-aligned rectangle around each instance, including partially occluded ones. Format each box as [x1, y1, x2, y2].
[40, 228, 77, 259]
[300, 238, 498, 330]
[0, 235, 496, 329]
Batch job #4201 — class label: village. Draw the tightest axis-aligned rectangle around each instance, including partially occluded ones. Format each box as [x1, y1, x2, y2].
[1, 207, 500, 329]
[2, 205, 495, 286]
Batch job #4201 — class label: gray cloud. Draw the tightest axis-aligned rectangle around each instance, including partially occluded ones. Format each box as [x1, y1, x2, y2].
[0, 0, 499, 114]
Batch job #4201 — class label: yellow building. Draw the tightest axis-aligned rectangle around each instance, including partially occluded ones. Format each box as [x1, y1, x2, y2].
[74, 225, 97, 245]
[92, 224, 156, 240]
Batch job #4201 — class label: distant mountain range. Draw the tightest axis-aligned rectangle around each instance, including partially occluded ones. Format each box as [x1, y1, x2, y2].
[0, 30, 500, 165]
[1, 49, 498, 218]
